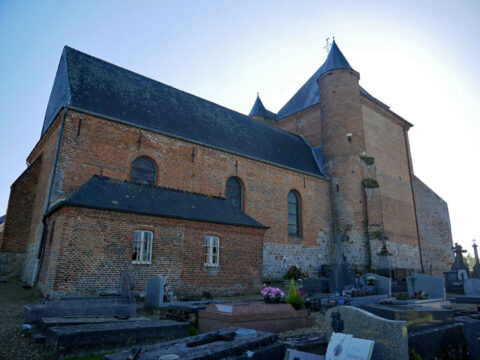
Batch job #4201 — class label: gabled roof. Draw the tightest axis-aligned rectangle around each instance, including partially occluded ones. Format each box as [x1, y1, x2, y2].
[42, 46, 325, 178]
[52, 176, 268, 228]
[249, 94, 276, 119]
[276, 40, 389, 120]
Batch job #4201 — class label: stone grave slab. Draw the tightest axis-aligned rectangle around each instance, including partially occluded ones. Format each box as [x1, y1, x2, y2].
[145, 274, 165, 308]
[464, 278, 480, 296]
[46, 319, 188, 355]
[360, 303, 454, 331]
[198, 303, 314, 333]
[156, 300, 223, 313]
[409, 323, 467, 360]
[37, 316, 149, 333]
[24, 295, 136, 324]
[407, 274, 446, 300]
[463, 320, 480, 360]
[325, 306, 408, 360]
[279, 331, 328, 355]
[105, 327, 282, 360]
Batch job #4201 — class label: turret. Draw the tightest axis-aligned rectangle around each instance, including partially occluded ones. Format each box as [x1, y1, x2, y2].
[248, 93, 276, 124]
[317, 40, 371, 268]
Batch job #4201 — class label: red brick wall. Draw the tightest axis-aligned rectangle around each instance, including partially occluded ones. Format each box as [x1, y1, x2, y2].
[276, 104, 323, 147]
[1, 157, 42, 253]
[362, 101, 421, 270]
[52, 111, 331, 248]
[38, 206, 265, 296]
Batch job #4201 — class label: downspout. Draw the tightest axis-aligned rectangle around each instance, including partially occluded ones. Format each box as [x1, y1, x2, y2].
[403, 127, 424, 274]
[34, 108, 67, 286]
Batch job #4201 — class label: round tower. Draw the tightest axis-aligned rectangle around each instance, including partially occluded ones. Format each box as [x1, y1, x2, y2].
[317, 40, 370, 268]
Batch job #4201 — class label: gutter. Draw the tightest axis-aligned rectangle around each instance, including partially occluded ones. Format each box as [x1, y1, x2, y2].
[33, 108, 67, 286]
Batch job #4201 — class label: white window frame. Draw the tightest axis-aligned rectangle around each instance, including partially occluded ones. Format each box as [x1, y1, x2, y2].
[204, 236, 220, 266]
[132, 230, 153, 264]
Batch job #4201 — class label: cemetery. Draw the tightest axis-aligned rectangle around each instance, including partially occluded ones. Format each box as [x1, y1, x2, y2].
[0, 239, 479, 360]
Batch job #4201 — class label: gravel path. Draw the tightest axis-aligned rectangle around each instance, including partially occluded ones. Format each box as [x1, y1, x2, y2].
[0, 279, 55, 359]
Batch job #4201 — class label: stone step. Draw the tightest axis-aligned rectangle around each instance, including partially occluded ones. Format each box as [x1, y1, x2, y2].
[46, 320, 188, 355]
[24, 296, 136, 324]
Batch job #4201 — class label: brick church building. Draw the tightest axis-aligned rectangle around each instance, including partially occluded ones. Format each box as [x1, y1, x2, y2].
[0, 41, 453, 296]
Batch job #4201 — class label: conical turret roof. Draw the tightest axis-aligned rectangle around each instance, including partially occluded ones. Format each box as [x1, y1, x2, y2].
[276, 40, 356, 119]
[248, 94, 276, 119]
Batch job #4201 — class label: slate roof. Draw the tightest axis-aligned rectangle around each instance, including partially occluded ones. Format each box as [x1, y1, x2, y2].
[51, 176, 267, 228]
[42, 46, 325, 178]
[276, 40, 390, 120]
[249, 94, 276, 119]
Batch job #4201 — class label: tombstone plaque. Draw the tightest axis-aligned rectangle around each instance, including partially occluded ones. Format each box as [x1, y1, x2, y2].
[145, 275, 165, 308]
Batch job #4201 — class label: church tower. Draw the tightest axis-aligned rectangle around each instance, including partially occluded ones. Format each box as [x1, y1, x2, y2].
[317, 40, 375, 268]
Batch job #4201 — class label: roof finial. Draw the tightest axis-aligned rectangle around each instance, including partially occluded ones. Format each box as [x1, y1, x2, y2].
[323, 37, 332, 53]
[257, 92, 259, 97]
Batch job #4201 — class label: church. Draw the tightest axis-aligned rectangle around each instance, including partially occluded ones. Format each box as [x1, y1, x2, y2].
[0, 40, 453, 296]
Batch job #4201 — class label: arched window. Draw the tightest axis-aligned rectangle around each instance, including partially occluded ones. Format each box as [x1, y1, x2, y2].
[226, 177, 243, 210]
[288, 191, 300, 236]
[131, 157, 156, 185]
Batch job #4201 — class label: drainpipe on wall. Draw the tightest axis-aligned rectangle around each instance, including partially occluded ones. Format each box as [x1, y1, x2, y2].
[33, 108, 68, 286]
[403, 127, 425, 274]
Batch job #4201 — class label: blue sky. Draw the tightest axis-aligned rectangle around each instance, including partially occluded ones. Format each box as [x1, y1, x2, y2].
[1, 0, 479, 253]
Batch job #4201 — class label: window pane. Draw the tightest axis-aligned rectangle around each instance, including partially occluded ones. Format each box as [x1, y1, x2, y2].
[288, 225, 298, 236]
[131, 157, 156, 185]
[226, 178, 242, 209]
[288, 214, 298, 225]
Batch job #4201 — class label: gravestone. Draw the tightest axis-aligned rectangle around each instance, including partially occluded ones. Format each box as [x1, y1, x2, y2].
[325, 306, 408, 360]
[328, 230, 356, 293]
[464, 278, 480, 296]
[361, 273, 391, 296]
[472, 240, 480, 279]
[118, 269, 135, 299]
[302, 277, 329, 295]
[145, 275, 164, 308]
[376, 234, 392, 278]
[407, 274, 445, 300]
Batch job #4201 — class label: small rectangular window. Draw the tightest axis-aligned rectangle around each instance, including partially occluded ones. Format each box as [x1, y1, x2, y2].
[132, 230, 153, 264]
[204, 236, 220, 266]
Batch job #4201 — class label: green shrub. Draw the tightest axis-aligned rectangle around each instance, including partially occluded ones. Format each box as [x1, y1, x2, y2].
[362, 178, 379, 188]
[360, 155, 375, 165]
[286, 279, 304, 310]
[189, 324, 199, 336]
